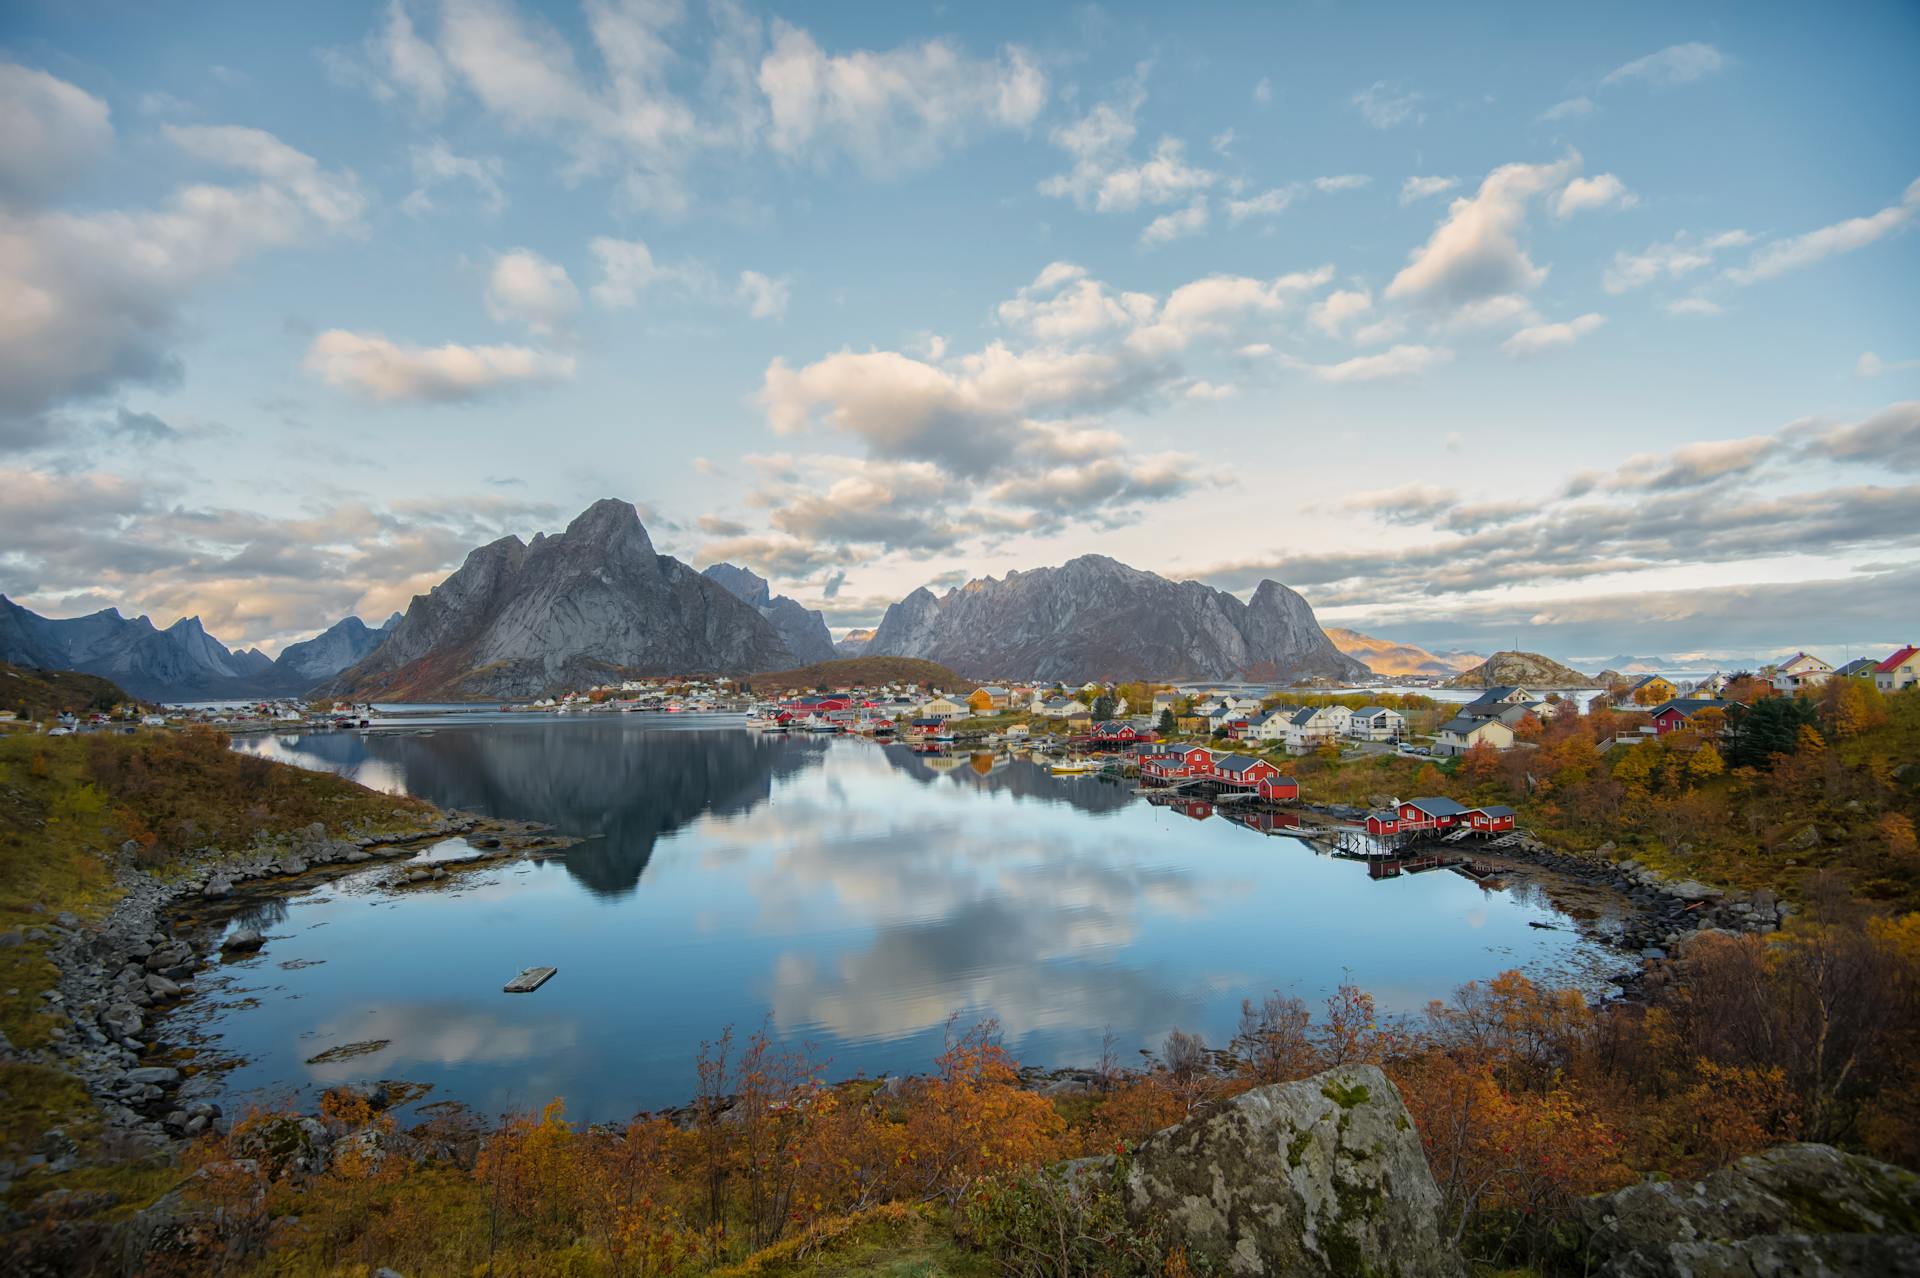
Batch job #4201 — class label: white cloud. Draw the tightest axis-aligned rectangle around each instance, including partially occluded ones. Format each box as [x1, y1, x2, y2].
[401, 138, 505, 215]
[1554, 172, 1636, 217]
[1226, 187, 1293, 222]
[1603, 229, 1752, 292]
[1857, 352, 1920, 377]
[1726, 178, 1920, 285]
[1284, 344, 1453, 383]
[0, 60, 113, 201]
[1400, 175, 1457, 204]
[1664, 297, 1724, 317]
[1602, 43, 1726, 87]
[0, 101, 366, 432]
[1353, 81, 1423, 129]
[587, 236, 696, 308]
[1310, 288, 1372, 338]
[1443, 294, 1541, 332]
[1386, 153, 1580, 308]
[737, 269, 790, 319]
[996, 263, 1155, 341]
[302, 329, 575, 402]
[484, 248, 579, 336]
[1139, 197, 1208, 246]
[1312, 174, 1370, 193]
[1537, 96, 1594, 123]
[1183, 380, 1237, 400]
[758, 20, 1046, 174]
[1502, 312, 1605, 357]
[1252, 77, 1272, 105]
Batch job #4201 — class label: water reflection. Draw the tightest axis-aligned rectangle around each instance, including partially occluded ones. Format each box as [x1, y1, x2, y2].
[204, 723, 1621, 1119]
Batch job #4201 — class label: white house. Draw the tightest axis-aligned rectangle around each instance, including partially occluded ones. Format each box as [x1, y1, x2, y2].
[1037, 696, 1091, 719]
[1875, 645, 1920, 693]
[1772, 652, 1834, 693]
[1346, 706, 1406, 742]
[1434, 715, 1516, 756]
[1281, 705, 1351, 751]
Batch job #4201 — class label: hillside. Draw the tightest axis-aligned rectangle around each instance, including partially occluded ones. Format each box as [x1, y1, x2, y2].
[1325, 627, 1482, 678]
[1444, 649, 1595, 689]
[0, 662, 138, 722]
[742, 655, 965, 695]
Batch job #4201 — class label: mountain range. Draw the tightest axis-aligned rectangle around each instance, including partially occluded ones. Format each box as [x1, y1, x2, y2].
[864, 554, 1369, 683]
[0, 595, 396, 702]
[1324, 628, 1482, 678]
[7, 497, 1381, 700]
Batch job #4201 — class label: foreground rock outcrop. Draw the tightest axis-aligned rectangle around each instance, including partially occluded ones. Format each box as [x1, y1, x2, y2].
[1579, 1142, 1920, 1277]
[1444, 648, 1593, 689]
[1119, 1065, 1459, 1277]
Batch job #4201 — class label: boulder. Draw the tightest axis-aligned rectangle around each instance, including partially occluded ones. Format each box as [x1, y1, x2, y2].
[202, 876, 232, 900]
[99, 1003, 144, 1039]
[124, 1066, 180, 1086]
[221, 928, 265, 953]
[1122, 1065, 1459, 1277]
[1579, 1142, 1920, 1277]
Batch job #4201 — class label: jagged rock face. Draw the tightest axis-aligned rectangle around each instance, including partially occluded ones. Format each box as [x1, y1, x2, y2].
[864, 555, 1369, 683]
[273, 616, 395, 682]
[1444, 649, 1594, 689]
[834, 628, 875, 658]
[0, 596, 273, 701]
[1122, 1065, 1460, 1277]
[701, 563, 836, 667]
[330, 500, 795, 700]
[1578, 1143, 1920, 1277]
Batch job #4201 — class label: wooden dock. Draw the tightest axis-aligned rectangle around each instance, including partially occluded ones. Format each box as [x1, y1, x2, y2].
[503, 966, 557, 993]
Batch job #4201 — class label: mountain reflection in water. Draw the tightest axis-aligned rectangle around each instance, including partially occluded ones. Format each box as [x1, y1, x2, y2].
[208, 720, 1618, 1121]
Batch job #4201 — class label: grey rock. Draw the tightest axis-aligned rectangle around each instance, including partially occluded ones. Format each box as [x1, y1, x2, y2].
[221, 928, 265, 953]
[99, 1003, 144, 1038]
[1580, 1143, 1920, 1277]
[124, 1066, 180, 1086]
[1121, 1064, 1459, 1277]
[202, 876, 231, 899]
[144, 941, 191, 971]
[322, 499, 797, 699]
[866, 554, 1369, 683]
[704, 562, 837, 667]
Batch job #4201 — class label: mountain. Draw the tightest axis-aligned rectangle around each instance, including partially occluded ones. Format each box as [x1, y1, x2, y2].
[273, 613, 399, 684]
[1444, 650, 1595, 690]
[327, 499, 796, 701]
[1325, 627, 1482, 678]
[834, 628, 875, 658]
[864, 554, 1369, 683]
[0, 594, 403, 701]
[700, 563, 836, 666]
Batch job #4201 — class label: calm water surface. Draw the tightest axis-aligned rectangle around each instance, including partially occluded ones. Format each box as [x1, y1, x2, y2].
[184, 717, 1624, 1121]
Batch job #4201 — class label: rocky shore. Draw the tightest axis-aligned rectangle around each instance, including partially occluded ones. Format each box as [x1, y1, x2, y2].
[4, 809, 567, 1188]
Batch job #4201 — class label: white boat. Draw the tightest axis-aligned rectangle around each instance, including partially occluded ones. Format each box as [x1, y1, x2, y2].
[1050, 757, 1097, 775]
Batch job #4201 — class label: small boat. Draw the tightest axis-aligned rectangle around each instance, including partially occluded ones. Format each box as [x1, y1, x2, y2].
[503, 966, 557, 993]
[1050, 757, 1097, 775]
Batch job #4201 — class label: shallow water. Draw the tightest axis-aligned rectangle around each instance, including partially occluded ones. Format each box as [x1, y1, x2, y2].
[182, 718, 1625, 1121]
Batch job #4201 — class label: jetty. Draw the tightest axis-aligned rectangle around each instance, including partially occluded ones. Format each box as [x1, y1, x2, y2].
[503, 966, 557, 993]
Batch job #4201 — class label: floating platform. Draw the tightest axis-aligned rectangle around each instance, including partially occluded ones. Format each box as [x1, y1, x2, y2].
[503, 966, 557, 993]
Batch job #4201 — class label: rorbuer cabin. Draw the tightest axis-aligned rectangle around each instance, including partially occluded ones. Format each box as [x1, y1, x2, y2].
[1465, 805, 1516, 833]
[1213, 755, 1282, 789]
[1365, 811, 1401, 836]
[1257, 775, 1299, 802]
[1396, 797, 1470, 830]
[1142, 746, 1214, 780]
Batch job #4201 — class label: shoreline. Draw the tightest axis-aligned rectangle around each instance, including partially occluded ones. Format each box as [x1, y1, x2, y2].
[22, 732, 1785, 1170]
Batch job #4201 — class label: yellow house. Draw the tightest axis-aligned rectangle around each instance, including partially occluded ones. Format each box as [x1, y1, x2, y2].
[968, 685, 1010, 714]
[1626, 675, 1678, 705]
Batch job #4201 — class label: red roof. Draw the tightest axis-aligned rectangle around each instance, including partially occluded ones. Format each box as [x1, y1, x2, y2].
[1876, 645, 1919, 673]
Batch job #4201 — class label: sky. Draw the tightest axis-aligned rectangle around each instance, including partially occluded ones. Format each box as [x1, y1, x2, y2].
[1, 0, 1916, 668]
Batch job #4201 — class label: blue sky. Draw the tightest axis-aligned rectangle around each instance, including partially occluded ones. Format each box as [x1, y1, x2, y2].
[2, 0, 1916, 666]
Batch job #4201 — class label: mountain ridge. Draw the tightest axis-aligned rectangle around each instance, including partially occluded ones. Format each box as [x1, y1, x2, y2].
[1325, 627, 1483, 678]
[865, 554, 1368, 683]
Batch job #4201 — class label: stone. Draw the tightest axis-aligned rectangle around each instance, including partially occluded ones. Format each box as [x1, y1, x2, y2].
[99, 1003, 144, 1038]
[344, 849, 373, 863]
[1121, 1065, 1460, 1277]
[145, 974, 182, 999]
[1579, 1143, 1920, 1277]
[145, 942, 191, 971]
[202, 877, 232, 900]
[1663, 879, 1721, 901]
[221, 928, 265, 953]
[125, 1066, 180, 1086]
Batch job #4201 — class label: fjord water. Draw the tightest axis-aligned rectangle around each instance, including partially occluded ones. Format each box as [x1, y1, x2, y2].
[200, 718, 1619, 1121]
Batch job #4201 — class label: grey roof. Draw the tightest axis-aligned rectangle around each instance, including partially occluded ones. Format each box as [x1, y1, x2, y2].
[1833, 658, 1878, 677]
[1650, 698, 1736, 718]
[1440, 716, 1495, 735]
[1352, 705, 1397, 719]
[1215, 756, 1267, 774]
[1405, 796, 1470, 817]
[1475, 805, 1516, 818]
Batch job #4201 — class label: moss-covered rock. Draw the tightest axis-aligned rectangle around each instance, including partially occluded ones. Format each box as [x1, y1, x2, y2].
[1578, 1142, 1920, 1276]
[1121, 1064, 1460, 1276]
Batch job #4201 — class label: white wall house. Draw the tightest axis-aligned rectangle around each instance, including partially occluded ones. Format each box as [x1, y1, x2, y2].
[1345, 706, 1406, 741]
